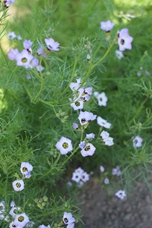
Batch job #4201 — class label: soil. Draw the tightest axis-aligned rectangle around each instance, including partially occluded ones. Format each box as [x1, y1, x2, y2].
[78, 177, 152, 228]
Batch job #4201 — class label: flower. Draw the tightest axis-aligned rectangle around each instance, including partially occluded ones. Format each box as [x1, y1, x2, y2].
[115, 190, 126, 200]
[12, 180, 24, 192]
[7, 48, 19, 61]
[94, 92, 108, 106]
[72, 123, 79, 129]
[80, 143, 96, 157]
[133, 136, 143, 148]
[72, 167, 89, 184]
[62, 212, 75, 226]
[37, 46, 47, 57]
[56, 136, 73, 155]
[115, 50, 124, 59]
[20, 162, 33, 178]
[4, 0, 15, 7]
[7, 31, 16, 40]
[117, 28, 133, 51]
[97, 116, 111, 129]
[99, 165, 105, 172]
[36, 65, 44, 72]
[100, 20, 114, 33]
[70, 100, 84, 110]
[86, 133, 95, 139]
[13, 213, 29, 227]
[9, 221, 21, 228]
[15, 49, 33, 68]
[78, 111, 96, 125]
[9, 206, 21, 218]
[23, 40, 33, 50]
[44, 38, 60, 51]
[104, 178, 110, 184]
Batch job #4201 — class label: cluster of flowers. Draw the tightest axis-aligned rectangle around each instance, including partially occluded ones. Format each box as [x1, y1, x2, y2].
[69, 78, 92, 110]
[8, 31, 22, 41]
[12, 162, 33, 192]
[100, 165, 122, 185]
[137, 66, 150, 77]
[0, 201, 33, 228]
[56, 78, 114, 157]
[100, 19, 133, 59]
[7, 36, 60, 72]
[0, 0, 15, 8]
[71, 167, 89, 187]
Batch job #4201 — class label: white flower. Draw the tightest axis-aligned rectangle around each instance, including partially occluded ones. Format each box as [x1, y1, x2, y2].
[115, 50, 124, 59]
[115, 190, 126, 200]
[9, 206, 21, 218]
[14, 213, 29, 227]
[20, 162, 33, 178]
[70, 100, 84, 110]
[12, 180, 24, 192]
[0, 201, 5, 220]
[104, 136, 114, 146]
[63, 212, 75, 225]
[56, 136, 73, 155]
[80, 143, 96, 157]
[97, 116, 111, 129]
[94, 92, 108, 106]
[7, 31, 16, 39]
[81, 172, 89, 182]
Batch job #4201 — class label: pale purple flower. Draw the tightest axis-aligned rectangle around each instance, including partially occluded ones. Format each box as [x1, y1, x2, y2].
[72, 123, 79, 129]
[44, 38, 60, 51]
[79, 141, 85, 149]
[104, 136, 114, 146]
[84, 87, 92, 95]
[9, 206, 21, 218]
[12, 180, 24, 192]
[100, 165, 105, 172]
[10, 201, 15, 207]
[112, 166, 122, 176]
[78, 111, 96, 125]
[87, 54, 91, 60]
[72, 167, 89, 184]
[37, 46, 47, 57]
[133, 136, 143, 148]
[63, 212, 75, 225]
[97, 116, 111, 129]
[81, 172, 89, 182]
[13, 213, 29, 227]
[70, 80, 81, 91]
[15, 49, 33, 68]
[4, 0, 15, 7]
[104, 177, 110, 184]
[137, 71, 141, 77]
[80, 143, 96, 157]
[56, 136, 73, 155]
[71, 171, 82, 183]
[36, 65, 44, 72]
[0, 201, 5, 220]
[117, 28, 133, 51]
[115, 50, 124, 59]
[23, 40, 33, 50]
[100, 130, 110, 139]
[100, 20, 114, 32]
[7, 48, 19, 60]
[115, 190, 126, 200]
[31, 58, 39, 67]
[86, 133, 95, 139]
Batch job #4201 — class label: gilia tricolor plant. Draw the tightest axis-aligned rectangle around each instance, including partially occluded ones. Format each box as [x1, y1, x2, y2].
[3, 0, 151, 227]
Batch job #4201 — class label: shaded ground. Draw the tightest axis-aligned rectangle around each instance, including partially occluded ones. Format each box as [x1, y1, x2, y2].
[79, 178, 152, 228]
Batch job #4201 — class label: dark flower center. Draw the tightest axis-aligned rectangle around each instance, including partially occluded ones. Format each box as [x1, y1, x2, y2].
[75, 101, 80, 107]
[120, 39, 125, 45]
[62, 142, 69, 149]
[81, 118, 86, 123]
[16, 183, 21, 188]
[21, 57, 27, 63]
[84, 145, 90, 151]
[18, 215, 24, 222]
[64, 218, 68, 224]
[22, 167, 28, 172]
